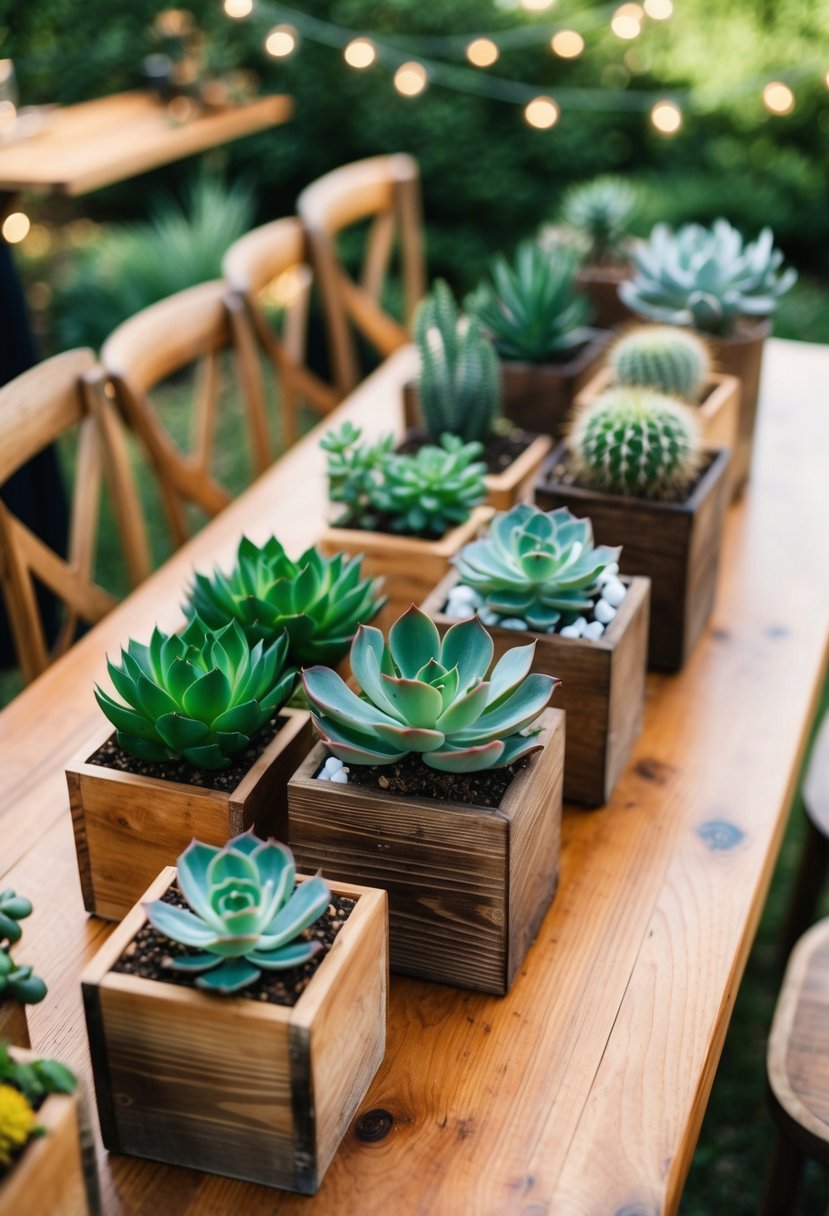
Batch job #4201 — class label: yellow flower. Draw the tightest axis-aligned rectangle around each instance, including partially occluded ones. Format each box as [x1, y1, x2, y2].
[0, 1083, 37, 1169]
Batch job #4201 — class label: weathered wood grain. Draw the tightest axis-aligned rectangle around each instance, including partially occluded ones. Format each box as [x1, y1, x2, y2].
[0, 998, 29, 1049]
[499, 331, 612, 439]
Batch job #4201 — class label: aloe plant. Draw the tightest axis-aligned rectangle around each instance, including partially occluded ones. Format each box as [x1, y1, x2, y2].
[95, 617, 296, 771]
[145, 832, 331, 994]
[303, 605, 556, 773]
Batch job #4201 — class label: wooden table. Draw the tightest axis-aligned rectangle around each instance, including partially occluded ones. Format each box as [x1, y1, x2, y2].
[1, 339, 827, 1215]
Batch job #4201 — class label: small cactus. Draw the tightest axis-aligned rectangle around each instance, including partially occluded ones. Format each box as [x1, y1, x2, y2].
[415, 280, 501, 444]
[569, 386, 701, 500]
[610, 326, 710, 402]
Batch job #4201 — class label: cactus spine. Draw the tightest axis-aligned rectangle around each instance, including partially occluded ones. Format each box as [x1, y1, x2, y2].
[610, 326, 710, 402]
[569, 386, 701, 500]
[415, 279, 501, 444]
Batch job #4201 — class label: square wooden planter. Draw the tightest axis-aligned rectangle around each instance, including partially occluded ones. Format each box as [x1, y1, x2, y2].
[535, 443, 731, 672]
[400, 382, 552, 511]
[421, 571, 650, 807]
[319, 506, 493, 636]
[574, 263, 636, 330]
[66, 708, 314, 921]
[707, 318, 770, 496]
[499, 329, 612, 440]
[81, 868, 387, 1195]
[0, 999, 30, 1049]
[0, 1049, 98, 1216]
[286, 707, 565, 996]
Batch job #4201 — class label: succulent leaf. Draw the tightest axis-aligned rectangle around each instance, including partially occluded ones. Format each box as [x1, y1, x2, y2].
[559, 176, 640, 264]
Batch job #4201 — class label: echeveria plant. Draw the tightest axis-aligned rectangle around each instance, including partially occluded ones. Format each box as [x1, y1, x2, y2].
[303, 605, 556, 772]
[145, 832, 332, 994]
[0, 892, 33, 948]
[0, 892, 46, 1008]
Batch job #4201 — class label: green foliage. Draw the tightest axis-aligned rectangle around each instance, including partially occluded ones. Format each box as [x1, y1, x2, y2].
[303, 605, 556, 772]
[187, 535, 385, 667]
[0, 1042, 76, 1104]
[620, 219, 797, 337]
[415, 280, 501, 443]
[0, 1082, 37, 1174]
[144, 832, 331, 994]
[0, 892, 32, 948]
[0, 892, 46, 1008]
[321, 424, 486, 538]
[454, 504, 621, 632]
[569, 385, 701, 500]
[95, 617, 296, 771]
[559, 176, 641, 265]
[610, 326, 711, 401]
[467, 242, 593, 363]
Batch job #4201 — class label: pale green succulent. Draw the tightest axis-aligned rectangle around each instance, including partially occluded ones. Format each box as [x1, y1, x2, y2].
[186, 535, 385, 667]
[453, 504, 621, 631]
[144, 832, 332, 994]
[95, 617, 296, 771]
[303, 605, 556, 773]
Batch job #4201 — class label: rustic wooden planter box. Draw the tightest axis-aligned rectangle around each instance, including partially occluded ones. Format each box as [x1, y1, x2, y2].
[499, 329, 612, 440]
[535, 443, 731, 672]
[66, 708, 313, 921]
[574, 263, 636, 330]
[0, 1049, 97, 1216]
[400, 382, 552, 511]
[421, 571, 650, 807]
[707, 318, 770, 496]
[81, 868, 387, 1195]
[319, 506, 493, 636]
[0, 999, 30, 1049]
[287, 707, 564, 995]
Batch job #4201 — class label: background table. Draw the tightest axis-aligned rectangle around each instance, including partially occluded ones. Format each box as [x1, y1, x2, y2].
[1, 339, 827, 1215]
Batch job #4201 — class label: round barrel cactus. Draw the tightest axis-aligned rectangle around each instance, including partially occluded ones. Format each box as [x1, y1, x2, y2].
[610, 326, 710, 402]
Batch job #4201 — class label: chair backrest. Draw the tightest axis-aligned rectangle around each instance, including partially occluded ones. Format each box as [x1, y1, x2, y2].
[297, 153, 426, 395]
[222, 216, 339, 448]
[0, 348, 151, 682]
[99, 280, 269, 551]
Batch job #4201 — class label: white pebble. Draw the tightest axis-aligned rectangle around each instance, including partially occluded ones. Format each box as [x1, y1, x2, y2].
[329, 769, 349, 784]
[443, 602, 468, 620]
[499, 618, 527, 631]
[594, 599, 617, 625]
[559, 624, 583, 639]
[322, 756, 344, 775]
[601, 578, 627, 608]
[317, 771, 330, 781]
[451, 584, 483, 607]
[583, 620, 605, 640]
[478, 609, 499, 626]
[597, 563, 619, 586]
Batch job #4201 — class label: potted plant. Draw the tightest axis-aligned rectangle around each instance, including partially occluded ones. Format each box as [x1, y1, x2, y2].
[536, 385, 730, 671]
[618, 219, 796, 493]
[559, 175, 641, 328]
[81, 832, 387, 1195]
[0, 894, 47, 1050]
[66, 617, 312, 921]
[420, 504, 650, 806]
[401, 280, 551, 510]
[287, 606, 565, 996]
[466, 240, 611, 439]
[318, 423, 493, 633]
[0, 1044, 97, 1216]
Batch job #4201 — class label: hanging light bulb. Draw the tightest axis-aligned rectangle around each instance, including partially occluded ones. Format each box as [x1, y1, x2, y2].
[522, 0, 556, 10]
[466, 38, 499, 68]
[644, 0, 673, 17]
[611, 4, 642, 38]
[344, 38, 376, 69]
[224, 0, 253, 18]
[551, 30, 584, 59]
[650, 100, 682, 133]
[265, 25, 298, 57]
[394, 62, 428, 97]
[524, 96, 559, 129]
[763, 82, 795, 115]
[2, 211, 30, 244]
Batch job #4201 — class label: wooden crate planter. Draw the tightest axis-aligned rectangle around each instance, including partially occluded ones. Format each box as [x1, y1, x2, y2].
[707, 318, 771, 496]
[287, 707, 565, 996]
[536, 443, 731, 672]
[574, 263, 636, 330]
[0, 1049, 97, 1216]
[0, 1000, 30, 1049]
[81, 869, 387, 1195]
[421, 571, 650, 807]
[499, 330, 612, 440]
[319, 506, 493, 637]
[66, 708, 313, 922]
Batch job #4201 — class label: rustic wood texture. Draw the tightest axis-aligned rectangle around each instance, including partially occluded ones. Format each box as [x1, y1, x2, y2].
[287, 709, 564, 994]
[0, 92, 293, 196]
[781, 715, 829, 955]
[66, 710, 313, 921]
[0, 998, 30, 1049]
[81, 869, 387, 1194]
[709, 319, 770, 496]
[574, 263, 636, 330]
[421, 570, 650, 806]
[0, 341, 826, 1214]
[499, 330, 612, 439]
[536, 442, 731, 671]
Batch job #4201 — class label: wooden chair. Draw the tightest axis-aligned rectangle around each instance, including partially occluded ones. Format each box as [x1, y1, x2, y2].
[780, 713, 829, 957]
[222, 216, 339, 448]
[0, 348, 151, 683]
[297, 153, 426, 395]
[98, 280, 269, 551]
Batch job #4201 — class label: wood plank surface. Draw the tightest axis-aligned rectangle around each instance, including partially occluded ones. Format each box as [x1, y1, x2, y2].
[0, 92, 293, 196]
[0, 340, 826, 1214]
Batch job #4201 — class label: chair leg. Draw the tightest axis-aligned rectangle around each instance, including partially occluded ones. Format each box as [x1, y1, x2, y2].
[759, 1132, 805, 1216]
[780, 816, 829, 965]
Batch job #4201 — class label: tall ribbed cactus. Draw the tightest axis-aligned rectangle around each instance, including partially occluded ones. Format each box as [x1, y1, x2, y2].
[569, 386, 701, 500]
[415, 280, 501, 444]
[610, 327, 710, 402]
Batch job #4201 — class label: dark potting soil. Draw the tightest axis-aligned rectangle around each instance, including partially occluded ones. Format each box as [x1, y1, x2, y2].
[331, 510, 444, 542]
[398, 426, 537, 476]
[543, 448, 715, 505]
[339, 749, 529, 809]
[87, 714, 287, 793]
[112, 881, 356, 1007]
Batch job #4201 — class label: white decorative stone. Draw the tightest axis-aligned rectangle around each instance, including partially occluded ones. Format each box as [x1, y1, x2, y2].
[583, 620, 605, 641]
[601, 577, 627, 608]
[594, 599, 617, 625]
[559, 624, 583, 639]
[451, 584, 483, 607]
[322, 756, 344, 775]
[597, 563, 620, 586]
[329, 769, 349, 784]
[478, 609, 499, 626]
[499, 617, 527, 630]
[443, 602, 467, 620]
[317, 771, 330, 781]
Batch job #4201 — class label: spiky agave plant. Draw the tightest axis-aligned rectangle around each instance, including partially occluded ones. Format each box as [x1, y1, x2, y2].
[560, 176, 640, 265]
[609, 326, 710, 402]
[453, 504, 621, 631]
[303, 605, 557, 773]
[144, 832, 331, 994]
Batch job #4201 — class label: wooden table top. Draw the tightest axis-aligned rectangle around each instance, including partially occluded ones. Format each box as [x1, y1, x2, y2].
[1, 339, 827, 1215]
[0, 91, 293, 196]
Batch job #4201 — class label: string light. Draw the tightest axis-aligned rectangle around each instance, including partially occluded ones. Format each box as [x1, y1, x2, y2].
[466, 38, 499, 68]
[2, 212, 30, 244]
[763, 81, 795, 115]
[644, 0, 673, 17]
[521, 0, 556, 10]
[344, 37, 376, 69]
[394, 62, 428, 97]
[525, 96, 559, 129]
[825, 71, 829, 89]
[224, 0, 252, 18]
[265, 24, 298, 57]
[551, 30, 585, 59]
[650, 99, 682, 133]
[611, 10, 642, 40]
